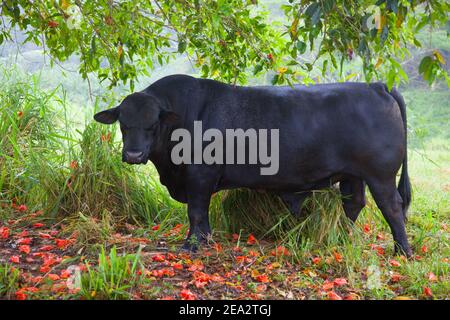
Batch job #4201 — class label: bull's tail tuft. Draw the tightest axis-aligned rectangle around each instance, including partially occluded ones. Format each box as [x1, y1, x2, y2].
[389, 86, 411, 221]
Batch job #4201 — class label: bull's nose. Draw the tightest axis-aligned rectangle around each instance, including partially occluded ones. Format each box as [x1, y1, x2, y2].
[125, 151, 144, 162]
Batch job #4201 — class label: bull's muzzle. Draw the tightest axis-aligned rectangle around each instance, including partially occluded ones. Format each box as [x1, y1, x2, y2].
[124, 151, 144, 164]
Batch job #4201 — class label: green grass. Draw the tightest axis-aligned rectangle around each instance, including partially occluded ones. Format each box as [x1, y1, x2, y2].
[78, 246, 145, 300]
[0, 263, 20, 298]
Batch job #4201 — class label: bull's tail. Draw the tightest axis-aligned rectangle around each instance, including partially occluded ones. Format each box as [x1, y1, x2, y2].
[389, 86, 411, 221]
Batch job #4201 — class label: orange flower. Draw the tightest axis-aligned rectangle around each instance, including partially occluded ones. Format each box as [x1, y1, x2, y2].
[247, 234, 257, 245]
[17, 204, 28, 212]
[9, 255, 20, 264]
[101, 132, 111, 142]
[55, 239, 71, 249]
[180, 289, 197, 300]
[322, 280, 334, 291]
[427, 272, 437, 282]
[271, 246, 290, 257]
[70, 160, 78, 169]
[172, 263, 183, 270]
[39, 245, 54, 251]
[17, 237, 32, 245]
[333, 278, 348, 286]
[327, 291, 343, 300]
[15, 291, 27, 300]
[423, 287, 433, 297]
[19, 245, 31, 254]
[152, 254, 165, 262]
[254, 274, 270, 283]
[48, 274, 60, 281]
[333, 252, 343, 263]
[0, 226, 9, 239]
[312, 256, 321, 265]
[390, 273, 403, 282]
[389, 259, 401, 267]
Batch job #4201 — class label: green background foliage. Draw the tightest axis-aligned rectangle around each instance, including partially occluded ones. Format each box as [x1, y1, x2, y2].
[1, 0, 449, 89]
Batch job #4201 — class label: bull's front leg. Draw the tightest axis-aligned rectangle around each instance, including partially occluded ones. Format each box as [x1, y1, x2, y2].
[182, 191, 212, 252]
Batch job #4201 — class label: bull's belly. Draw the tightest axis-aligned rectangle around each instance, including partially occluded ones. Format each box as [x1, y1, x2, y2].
[217, 165, 346, 193]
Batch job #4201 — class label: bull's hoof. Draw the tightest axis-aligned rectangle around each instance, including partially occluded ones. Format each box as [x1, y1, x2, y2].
[180, 234, 209, 253]
[180, 241, 199, 253]
[394, 244, 413, 259]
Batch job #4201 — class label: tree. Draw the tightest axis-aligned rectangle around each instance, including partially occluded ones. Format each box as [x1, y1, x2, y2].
[1, 0, 448, 90]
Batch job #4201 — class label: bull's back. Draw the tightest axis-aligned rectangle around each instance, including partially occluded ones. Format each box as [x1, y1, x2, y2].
[209, 81, 405, 187]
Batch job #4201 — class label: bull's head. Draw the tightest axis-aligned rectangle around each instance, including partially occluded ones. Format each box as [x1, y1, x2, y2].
[94, 92, 179, 164]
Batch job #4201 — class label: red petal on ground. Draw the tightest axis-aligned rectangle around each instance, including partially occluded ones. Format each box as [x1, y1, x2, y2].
[427, 272, 437, 282]
[376, 232, 385, 240]
[39, 233, 53, 239]
[389, 259, 401, 267]
[48, 274, 60, 281]
[255, 274, 270, 283]
[213, 243, 223, 253]
[322, 281, 334, 291]
[17, 230, 29, 238]
[333, 252, 343, 263]
[151, 225, 160, 231]
[152, 254, 166, 262]
[187, 260, 204, 272]
[55, 239, 71, 249]
[312, 256, 322, 265]
[40, 265, 51, 273]
[423, 287, 433, 297]
[327, 291, 343, 300]
[180, 289, 197, 300]
[31, 276, 43, 284]
[39, 245, 55, 251]
[33, 223, 44, 228]
[19, 245, 31, 254]
[421, 245, 428, 254]
[17, 204, 28, 212]
[172, 263, 183, 270]
[9, 255, 20, 264]
[247, 234, 257, 245]
[248, 250, 259, 257]
[271, 246, 290, 256]
[17, 238, 32, 245]
[167, 253, 177, 260]
[363, 223, 371, 234]
[390, 273, 403, 282]
[15, 291, 27, 300]
[232, 246, 242, 253]
[333, 278, 348, 286]
[0, 226, 10, 239]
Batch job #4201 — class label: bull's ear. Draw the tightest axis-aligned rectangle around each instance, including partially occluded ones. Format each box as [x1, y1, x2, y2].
[159, 110, 180, 126]
[94, 107, 119, 124]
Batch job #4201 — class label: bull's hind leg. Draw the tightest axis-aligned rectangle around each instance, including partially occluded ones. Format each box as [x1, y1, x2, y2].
[366, 178, 412, 257]
[339, 179, 366, 222]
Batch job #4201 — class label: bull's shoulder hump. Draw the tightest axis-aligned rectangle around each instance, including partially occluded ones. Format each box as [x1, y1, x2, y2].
[148, 74, 198, 89]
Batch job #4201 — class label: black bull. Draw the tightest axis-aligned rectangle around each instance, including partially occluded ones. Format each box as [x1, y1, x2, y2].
[94, 75, 412, 257]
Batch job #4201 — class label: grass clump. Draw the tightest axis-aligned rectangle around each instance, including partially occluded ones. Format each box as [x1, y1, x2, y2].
[0, 263, 21, 298]
[78, 246, 145, 300]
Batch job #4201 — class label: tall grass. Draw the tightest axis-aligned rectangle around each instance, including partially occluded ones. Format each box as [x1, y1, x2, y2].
[0, 71, 182, 239]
